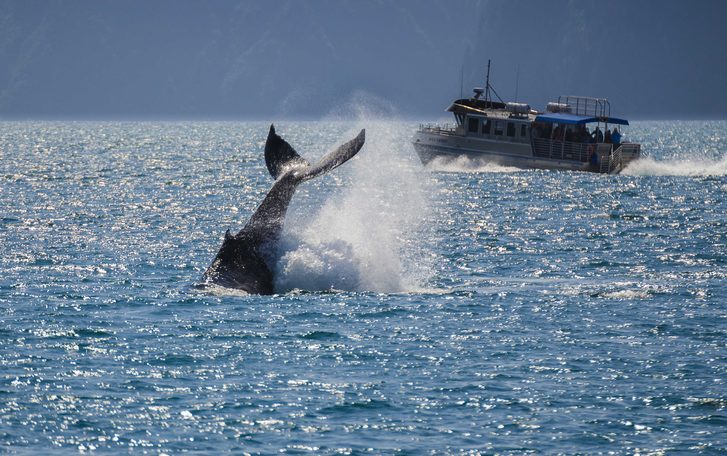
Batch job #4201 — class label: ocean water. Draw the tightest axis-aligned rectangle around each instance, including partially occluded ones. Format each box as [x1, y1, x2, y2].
[0, 120, 725, 454]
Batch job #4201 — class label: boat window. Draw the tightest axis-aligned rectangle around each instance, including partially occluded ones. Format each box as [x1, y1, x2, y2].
[494, 121, 503, 136]
[520, 124, 528, 137]
[468, 117, 479, 133]
[506, 123, 516, 137]
[482, 119, 491, 134]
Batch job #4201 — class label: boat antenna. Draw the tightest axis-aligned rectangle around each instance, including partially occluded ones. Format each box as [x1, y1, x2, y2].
[460, 63, 464, 99]
[485, 60, 491, 104]
[485, 59, 504, 106]
[484, 59, 504, 105]
[514, 64, 520, 102]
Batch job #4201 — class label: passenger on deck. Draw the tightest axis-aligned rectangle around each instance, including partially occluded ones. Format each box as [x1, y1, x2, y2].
[611, 128, 622, 144]
[565, 128, 573, 142]
[604, 129, 612, 143]
[591, 126, 604, 143]
[552, 125, 563, 140]
[581, 125, 593, 143]
[579, 125, 592, 143]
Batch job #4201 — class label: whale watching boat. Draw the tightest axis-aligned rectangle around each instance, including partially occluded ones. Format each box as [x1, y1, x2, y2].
[413, 62, 642, 174]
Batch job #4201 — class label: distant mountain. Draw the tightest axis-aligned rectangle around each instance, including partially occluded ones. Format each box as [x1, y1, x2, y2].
[0, 0, 724, 119]
[465, 0, 727, 119]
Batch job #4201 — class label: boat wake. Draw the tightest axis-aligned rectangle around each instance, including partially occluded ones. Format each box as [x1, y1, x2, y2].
[425, 156, 522, 173]
[622, 155, 727, 176]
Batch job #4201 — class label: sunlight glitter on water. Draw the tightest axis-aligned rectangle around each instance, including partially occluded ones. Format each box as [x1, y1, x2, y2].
[0, 120, 725, 453]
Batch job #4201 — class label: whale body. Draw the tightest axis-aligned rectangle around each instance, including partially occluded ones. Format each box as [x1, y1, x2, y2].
[201, 125, 365, 294]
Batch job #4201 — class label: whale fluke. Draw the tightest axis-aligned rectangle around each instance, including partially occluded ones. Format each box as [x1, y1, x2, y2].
[264, 124, 365, 182]
[298, 128, 365, 181]
[201, 124, 366, 294]
[264, 125, 309, 179]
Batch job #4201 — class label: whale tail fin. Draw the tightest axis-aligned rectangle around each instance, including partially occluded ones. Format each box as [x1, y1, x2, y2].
[265, 124, 310, 179]
[241, 126, 366, 239]
[264, 124, 365, 182]
[298, 129, 365, 182]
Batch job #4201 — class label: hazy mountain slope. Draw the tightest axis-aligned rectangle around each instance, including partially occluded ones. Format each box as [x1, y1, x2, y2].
[0, 0, 724, 118]
[0, 0, 479, 118]
[466, 0, 727, 118]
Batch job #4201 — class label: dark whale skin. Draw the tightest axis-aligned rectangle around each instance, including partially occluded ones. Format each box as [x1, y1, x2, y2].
[201, 125, 365, 294]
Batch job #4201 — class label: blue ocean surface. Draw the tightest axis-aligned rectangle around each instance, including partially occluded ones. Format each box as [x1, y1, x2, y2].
[0, 120, 725, 454]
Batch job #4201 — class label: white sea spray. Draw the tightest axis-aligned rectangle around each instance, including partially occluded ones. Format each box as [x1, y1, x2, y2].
[426, 155, 522, 173]
[622, 155, 727, 176]
[276, 120, 433, 293]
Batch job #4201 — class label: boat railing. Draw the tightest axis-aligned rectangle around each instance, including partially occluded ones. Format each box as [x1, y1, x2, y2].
[557, 96, 610, 119]
[531, 137, 609, 163]
[608, 143, 642, 173]
[419, 123, 458, 134]
[618, 143, 641, 160]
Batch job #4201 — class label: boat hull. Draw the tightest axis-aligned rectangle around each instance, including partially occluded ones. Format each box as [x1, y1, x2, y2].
[413, 131, 595, 172]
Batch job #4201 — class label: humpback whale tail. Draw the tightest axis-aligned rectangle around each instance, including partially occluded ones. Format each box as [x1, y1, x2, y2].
[240, 124, 365, 240]
[264, 125, 310, 179]
[264, 124, 366, 182]
[202, 125, 365, 294]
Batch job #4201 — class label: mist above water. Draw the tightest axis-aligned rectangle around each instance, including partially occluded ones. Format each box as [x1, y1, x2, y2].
[275, 119, 432, 294]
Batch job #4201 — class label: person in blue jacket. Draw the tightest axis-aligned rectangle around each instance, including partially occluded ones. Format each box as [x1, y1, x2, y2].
[611, 128, 622, 144]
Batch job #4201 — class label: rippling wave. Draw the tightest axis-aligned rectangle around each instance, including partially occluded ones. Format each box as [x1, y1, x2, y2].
[0, 120, 725, 453]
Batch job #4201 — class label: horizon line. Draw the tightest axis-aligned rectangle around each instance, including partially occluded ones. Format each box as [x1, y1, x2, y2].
[1, 116, 727, 122]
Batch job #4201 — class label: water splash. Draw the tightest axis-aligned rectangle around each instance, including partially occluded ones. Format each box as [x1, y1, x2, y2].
[275, 118, 432, 294]
[425, 155, 522, 173]
[622, 155, 727, 176]
[322, 90, 398, 121]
